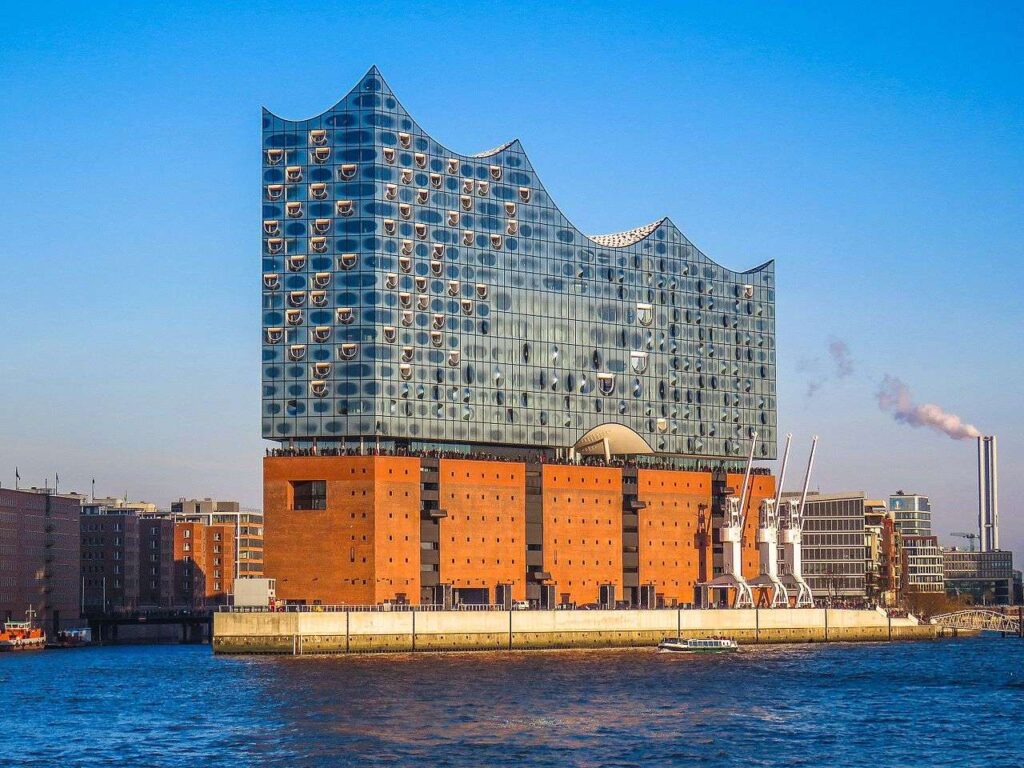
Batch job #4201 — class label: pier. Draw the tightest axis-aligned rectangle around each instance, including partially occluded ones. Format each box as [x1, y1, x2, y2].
[213, 606, 934, 655]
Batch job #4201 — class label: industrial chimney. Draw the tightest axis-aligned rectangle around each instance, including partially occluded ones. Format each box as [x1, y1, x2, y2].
[977, 435, 999, 552]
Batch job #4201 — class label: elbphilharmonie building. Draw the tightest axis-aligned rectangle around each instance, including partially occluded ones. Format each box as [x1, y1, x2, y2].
[262, 67, 776, 463]
[261, 69, 778, 609]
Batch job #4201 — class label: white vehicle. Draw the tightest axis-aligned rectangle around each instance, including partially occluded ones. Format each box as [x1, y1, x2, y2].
[512, 600, 530, 611]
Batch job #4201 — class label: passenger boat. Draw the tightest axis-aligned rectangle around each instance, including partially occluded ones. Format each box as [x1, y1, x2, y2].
[657, 637, 738, 654]
[47, 627, 92, 649]
[0, 620, 46, 652]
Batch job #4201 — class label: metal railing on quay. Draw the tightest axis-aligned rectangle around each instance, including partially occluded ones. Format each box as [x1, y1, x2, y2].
[222, 603, 694, 613]
[219, 603, 863, 614]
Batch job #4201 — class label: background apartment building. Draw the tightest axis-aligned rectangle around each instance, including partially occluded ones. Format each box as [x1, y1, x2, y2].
[81, 503, 142, 613]
[171, 498, 263, 578]
[781, 491, 867, 600]
[0, 488, 81, 633]
[943, 549, 1013, 605]
[901, 535, 945, 594]
[889, 491, 931, 536]
[864, 499, 902, 607]
[174, 520, 236, 608]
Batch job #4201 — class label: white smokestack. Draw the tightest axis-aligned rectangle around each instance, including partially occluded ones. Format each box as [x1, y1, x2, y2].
[876, 376, 982, 441]
[978, 436, 999, 552]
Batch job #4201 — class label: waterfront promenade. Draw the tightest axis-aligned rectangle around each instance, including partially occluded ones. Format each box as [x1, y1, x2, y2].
[214, 606, 932, 654]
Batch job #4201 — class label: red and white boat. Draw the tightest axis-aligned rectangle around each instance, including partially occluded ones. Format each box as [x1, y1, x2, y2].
[0, 611, 46, 651]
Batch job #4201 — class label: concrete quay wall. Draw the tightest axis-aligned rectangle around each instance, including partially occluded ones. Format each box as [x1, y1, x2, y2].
[213, 608, 934, 655]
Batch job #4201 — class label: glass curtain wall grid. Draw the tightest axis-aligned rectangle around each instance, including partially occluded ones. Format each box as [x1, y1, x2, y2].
[262, 68, 777, 460]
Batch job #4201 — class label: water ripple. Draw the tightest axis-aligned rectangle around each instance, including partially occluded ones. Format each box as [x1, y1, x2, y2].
[1, 638, 1021, 766]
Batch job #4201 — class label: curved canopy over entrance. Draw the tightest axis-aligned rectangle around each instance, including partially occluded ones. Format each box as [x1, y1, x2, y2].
[573, 423, 654, 457]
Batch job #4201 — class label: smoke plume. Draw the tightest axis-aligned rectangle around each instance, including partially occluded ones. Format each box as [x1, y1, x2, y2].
[805, 338, 854, 398]
[828, 339, 854, 378]
[876, 375, 981, 440]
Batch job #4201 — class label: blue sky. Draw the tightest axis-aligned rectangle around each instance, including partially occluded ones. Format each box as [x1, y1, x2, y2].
[2, 2, 1021, 552]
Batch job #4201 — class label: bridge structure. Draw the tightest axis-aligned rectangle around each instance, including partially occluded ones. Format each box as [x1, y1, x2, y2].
[931, 609, 1023, 636]
[86, 610, 212, 644]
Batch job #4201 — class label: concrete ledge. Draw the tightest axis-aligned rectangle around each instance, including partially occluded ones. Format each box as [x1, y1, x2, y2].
[213, 609, 937, 655]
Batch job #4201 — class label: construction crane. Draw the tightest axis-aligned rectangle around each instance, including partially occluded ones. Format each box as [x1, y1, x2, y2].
[951, 532, 980, 552]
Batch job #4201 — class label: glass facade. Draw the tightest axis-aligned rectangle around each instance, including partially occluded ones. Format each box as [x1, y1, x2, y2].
[902, 535, 944, 593]
[889, 492, 931, 536]
[786, 493, 867, 598]
[261, 68, 777, 459]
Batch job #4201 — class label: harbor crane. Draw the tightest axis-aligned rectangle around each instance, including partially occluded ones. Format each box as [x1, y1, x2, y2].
[704, 433, 758, 608]
[748, 433, 793, 607]
[778, 436, 817, 608]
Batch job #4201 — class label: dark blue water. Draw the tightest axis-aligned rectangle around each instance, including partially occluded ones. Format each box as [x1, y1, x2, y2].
[1, 638, 1021, 767]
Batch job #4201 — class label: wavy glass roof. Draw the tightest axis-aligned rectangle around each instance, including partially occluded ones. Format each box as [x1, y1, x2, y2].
[263, 66, 771, 275]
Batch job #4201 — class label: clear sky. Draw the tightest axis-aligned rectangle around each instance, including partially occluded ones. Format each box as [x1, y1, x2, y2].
[2, 2, 1021, 552]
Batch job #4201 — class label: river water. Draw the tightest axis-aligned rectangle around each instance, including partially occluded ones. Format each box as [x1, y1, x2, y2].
[1, 636, 1021, 767]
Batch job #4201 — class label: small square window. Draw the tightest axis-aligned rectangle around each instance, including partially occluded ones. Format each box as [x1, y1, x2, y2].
[292, 480, 327, 510]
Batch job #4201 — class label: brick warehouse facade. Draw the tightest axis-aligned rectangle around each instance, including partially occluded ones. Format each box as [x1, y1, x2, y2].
[0, 489, 81, 634]
[264, 454, 773, 608]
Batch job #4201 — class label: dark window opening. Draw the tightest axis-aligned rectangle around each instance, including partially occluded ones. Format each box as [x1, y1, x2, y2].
[292, 480, 327, 510]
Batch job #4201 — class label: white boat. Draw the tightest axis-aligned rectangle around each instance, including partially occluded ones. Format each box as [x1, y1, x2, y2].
[658, 637, 739, 654]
